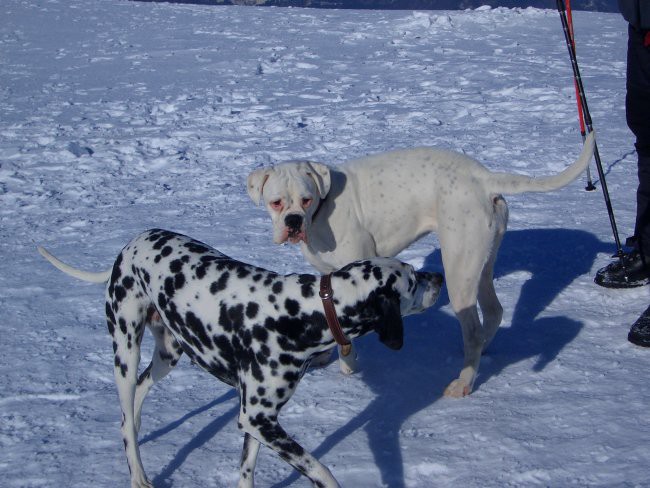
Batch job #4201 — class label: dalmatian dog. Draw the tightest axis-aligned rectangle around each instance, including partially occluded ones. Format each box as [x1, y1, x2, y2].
[38, 228, 442, 488]
[247, 132, 595, 397]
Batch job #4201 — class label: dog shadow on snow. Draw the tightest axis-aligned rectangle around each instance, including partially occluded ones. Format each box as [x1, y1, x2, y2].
[271, 228, 611, 488]
[145, 228, 611, 488]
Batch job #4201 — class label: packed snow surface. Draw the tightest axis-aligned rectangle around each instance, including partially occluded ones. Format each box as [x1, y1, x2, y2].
[1, 0, 649, 486]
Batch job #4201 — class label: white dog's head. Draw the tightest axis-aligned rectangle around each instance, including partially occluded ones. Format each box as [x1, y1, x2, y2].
[247, 161, 331, 244]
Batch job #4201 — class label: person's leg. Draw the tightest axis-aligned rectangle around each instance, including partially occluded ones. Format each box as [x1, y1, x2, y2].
[628, 24, 650, 252]
[594, 26, 650, 288]
[626, 25, 650, 347]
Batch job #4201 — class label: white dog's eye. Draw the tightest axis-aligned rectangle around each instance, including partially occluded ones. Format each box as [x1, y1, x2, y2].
[301, 198, 313, 208]
[270, 200, 283, 211]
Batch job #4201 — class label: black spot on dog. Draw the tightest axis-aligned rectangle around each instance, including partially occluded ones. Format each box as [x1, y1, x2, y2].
[252, 325, 268, 343]
[113, 285, 126, 303]
[195, 264, 208, 280]
[272, 281, 283, 295]
[122, 276, 135, 290]
[373, 266, 383, 282]
[279, 353, 298, 366]
[298, 274, 316, 298]
[141, 269, 151, 285]
[246, 302, 259, 319]
[106, 303, 116, 332]
[210, 272, 229, 294]
[185, 311, 212, 349]
[218, 303, 244, 332]
[284, 298, 300, 316]
[118, 317, 128, 335]
[185, 242, 210, 254]
[114, 355, 128, 377]
[170, 259, 184, 274]
[152, 233, 174, 250]
[174, 272, 185, 290]
[164, 277, 175, 297]
[283, 370, 300, 388]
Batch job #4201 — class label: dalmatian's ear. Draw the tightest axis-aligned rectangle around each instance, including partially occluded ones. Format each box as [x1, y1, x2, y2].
[304, 162, 331, 199]
[247, 167, 273, 205]
[376, 295, 404, 351]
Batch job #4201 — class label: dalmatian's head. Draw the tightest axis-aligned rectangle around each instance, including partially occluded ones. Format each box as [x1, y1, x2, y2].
[247, 161, 330, 245]
[336, 258, 443, 351]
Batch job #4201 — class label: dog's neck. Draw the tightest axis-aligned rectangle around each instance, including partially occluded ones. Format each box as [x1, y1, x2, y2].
[317, 274, 379, 343]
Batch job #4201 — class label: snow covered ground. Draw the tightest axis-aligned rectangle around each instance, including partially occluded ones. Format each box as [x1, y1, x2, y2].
[2, 1, 649, 486]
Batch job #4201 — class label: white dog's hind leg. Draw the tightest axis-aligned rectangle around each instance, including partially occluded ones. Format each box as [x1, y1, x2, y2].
[439, 206, 491, 397]
[479, 195, 508, 351]
[445, 306, 484, 397]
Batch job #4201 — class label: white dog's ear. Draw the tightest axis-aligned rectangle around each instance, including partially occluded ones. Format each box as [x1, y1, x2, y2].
[304, 162, 331, 199]
[247, 167, 273, 205]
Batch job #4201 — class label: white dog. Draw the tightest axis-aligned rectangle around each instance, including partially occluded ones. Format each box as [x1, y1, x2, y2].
[247, 133, 595, 397]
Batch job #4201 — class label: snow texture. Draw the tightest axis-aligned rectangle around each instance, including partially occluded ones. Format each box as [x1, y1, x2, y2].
[1, 1, 649, 487]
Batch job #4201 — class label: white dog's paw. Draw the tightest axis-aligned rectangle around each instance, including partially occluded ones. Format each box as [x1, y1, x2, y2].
[338, 344, 359, 375]
[443, 378, 472, 398]
[131, 474, 154, 488]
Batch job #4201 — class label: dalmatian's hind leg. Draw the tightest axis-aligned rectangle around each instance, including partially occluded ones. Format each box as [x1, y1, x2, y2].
[107, 294, 152, 488]
[133, 308, 183, 434]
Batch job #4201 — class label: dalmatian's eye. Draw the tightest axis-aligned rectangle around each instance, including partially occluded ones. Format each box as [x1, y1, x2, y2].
[301, 198, 313, 209]
[270, 200, 283, 211]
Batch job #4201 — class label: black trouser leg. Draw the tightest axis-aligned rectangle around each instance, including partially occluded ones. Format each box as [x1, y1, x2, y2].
[626, 25, 650, 257]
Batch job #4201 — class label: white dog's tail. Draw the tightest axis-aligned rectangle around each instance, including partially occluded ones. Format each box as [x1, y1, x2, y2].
[486, 131, 595, 195]
[38, 246, 112, 283]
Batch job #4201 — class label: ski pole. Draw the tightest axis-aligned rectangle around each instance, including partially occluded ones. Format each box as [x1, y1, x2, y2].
[566, 0, 596, 191]
[557, 0, 625, 260]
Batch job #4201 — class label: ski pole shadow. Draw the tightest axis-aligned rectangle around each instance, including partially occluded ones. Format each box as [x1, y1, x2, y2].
[273, 227, 611, 488]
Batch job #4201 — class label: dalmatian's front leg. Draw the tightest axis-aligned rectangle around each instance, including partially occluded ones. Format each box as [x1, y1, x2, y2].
[238, 433, 261, 488]
[238, 411, 339, 488]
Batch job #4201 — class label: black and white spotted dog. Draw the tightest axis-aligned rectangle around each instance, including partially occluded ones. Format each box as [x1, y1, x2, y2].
[38, 229, 442, 488]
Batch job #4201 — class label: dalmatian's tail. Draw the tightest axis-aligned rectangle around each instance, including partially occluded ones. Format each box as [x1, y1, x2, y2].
[38, 246, 112, 283]
[486, 131, 595, 195]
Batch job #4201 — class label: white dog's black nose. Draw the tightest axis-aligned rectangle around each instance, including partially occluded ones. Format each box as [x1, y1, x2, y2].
[285, 214, 303, 231]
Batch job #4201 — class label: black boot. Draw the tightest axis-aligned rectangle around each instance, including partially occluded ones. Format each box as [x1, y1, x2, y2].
[629, 305, 650, 347]
[594, 249, 650, 288]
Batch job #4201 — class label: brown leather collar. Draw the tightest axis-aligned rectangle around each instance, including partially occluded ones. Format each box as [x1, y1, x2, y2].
[319, 274, 352, 357]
